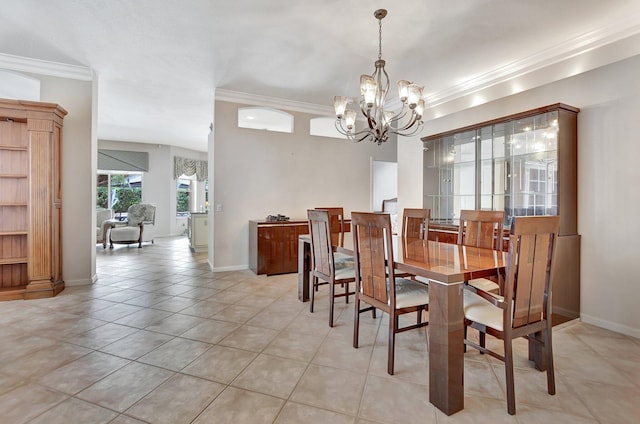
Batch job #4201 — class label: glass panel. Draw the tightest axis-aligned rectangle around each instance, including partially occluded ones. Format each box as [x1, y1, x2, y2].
[176, 177, 192, 216]
[506, 111, 558, 222]
[95, 172, 143, 217]
[452, 130, 476, 220]
[97, 174, 109, 209]
[422, 109, 559, 228]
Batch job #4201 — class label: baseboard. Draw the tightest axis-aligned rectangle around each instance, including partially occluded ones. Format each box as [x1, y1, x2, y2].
[212, 264, 249, 272]
[64, 277, 94, 286]
[580, 313, 640, 339]
[553, 305, 579, 319]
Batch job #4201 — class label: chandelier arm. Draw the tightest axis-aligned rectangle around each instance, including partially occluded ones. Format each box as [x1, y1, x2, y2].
[357, 132, 375, 143]
[360, 103, 378, 129]
[395, 114, 419, 132]
[387, 105, 410, 124]
[335, 119, 380, 140]
[334, 120, 350, 137]
[390, 120, 424, 137]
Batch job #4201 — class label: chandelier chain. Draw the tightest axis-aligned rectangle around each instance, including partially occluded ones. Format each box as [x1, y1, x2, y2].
[378, 18, 382, 61]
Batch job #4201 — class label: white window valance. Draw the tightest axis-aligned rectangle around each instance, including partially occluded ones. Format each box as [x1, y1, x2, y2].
[174, 156, 208, 181]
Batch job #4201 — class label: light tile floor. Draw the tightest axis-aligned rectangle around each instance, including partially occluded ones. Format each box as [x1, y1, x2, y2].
[0, 237, 639, 423]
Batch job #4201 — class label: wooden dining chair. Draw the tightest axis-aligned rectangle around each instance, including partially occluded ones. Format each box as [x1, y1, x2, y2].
[458, 210, 505, 294]
[351, 212, 429, 375]
[315, 207, 346, 247]
[401, 208, 431, 283]
[401, 208, 430, 241]
[307, 209, 356, 327]
[463, 215, 560, 415]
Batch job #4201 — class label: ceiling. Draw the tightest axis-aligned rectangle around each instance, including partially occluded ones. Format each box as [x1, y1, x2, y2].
[1, 0, 640, 152]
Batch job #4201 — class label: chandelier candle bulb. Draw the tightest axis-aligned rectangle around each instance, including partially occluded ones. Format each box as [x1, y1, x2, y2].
[345, 110, 357, 130]
[333, 9, 425, 144]
[407, 84, 423, 108]
[334, 96, 348, 118]
[397, 80, 411, 102]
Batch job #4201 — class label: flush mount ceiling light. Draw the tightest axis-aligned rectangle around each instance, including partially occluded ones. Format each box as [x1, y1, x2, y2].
[334, 9, 425, 145]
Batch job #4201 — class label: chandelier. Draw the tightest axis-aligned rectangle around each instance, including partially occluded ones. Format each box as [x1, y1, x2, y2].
[334, 9, 425, 145]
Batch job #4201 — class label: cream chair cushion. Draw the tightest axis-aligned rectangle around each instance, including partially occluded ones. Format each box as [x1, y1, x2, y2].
[334, 265, 356, 280]
[392, 278, 429, 309]
[467, 277, 500, 293]
[463, 290, 503, 331]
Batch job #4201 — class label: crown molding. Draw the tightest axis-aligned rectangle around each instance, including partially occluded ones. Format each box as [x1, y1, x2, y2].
[215, 88, 334, 116]
[217, 14, 640, 115]
[0, 52, 93, 81]
[426, 13, 640, 107]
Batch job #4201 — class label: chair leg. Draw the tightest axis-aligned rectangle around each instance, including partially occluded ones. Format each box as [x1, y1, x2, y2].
[463, 325, 467, 353]
[479, 331, 486, 354]
[329, 281, 335, 327]
[345, 282, 349, 304]
[504, 338, 516, 415]
[544, 325, 556, 396]
[388, 314, 397, 375]
[310, 276, 317, 313]
[353, 297, 360, 348]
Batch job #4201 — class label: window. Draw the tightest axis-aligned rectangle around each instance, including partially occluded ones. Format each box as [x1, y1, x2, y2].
[309, 116, 348, 139]
[97, 172, 143, 218]
[176, 175, 208, 216]
[237, 107, 294, 133]
[176, 175, 194, 216]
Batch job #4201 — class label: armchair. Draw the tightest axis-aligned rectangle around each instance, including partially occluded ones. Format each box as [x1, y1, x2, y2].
[109, 203, 156, 248]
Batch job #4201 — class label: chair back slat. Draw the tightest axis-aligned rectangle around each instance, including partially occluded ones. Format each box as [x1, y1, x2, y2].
[316, 207, 345, 247]
[308, 210, 334, 280]
[506, 216, 559, 329]
[352, 212, 394, 306]
[458, 210, 505, 250]
[402, 208, 430, 261]
[402, 208, 430, 241]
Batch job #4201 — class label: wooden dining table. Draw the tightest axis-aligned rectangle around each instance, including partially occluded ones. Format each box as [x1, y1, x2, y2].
[297, 233, 507, 416]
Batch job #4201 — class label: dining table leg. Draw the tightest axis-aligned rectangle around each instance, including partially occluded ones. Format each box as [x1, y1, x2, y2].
[297, 237, 310, 302]
[428, 280, 465, 415]
[528, 330, 546, 371]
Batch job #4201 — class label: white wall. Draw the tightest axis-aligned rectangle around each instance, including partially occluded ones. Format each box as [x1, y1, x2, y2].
[213, 100, 397, 271]
[397, 134, 425, 217]
[372, 160, 397, 211]
[416, 53, 640, 337]
[32, 73, 95, 286]
[98, 140, 207, 236]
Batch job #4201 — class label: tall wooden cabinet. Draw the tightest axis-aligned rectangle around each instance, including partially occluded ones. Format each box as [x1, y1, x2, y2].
[0, 98, 66, 300]
[422, 104, 580, 321]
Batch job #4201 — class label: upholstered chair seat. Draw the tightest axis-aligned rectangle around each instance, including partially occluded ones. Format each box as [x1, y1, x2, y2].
[389, 278, 429, 309]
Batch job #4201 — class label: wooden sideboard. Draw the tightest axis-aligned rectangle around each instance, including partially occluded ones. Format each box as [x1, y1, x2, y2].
[249, 220, 309, 276]
[250, 218, 352, 276]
